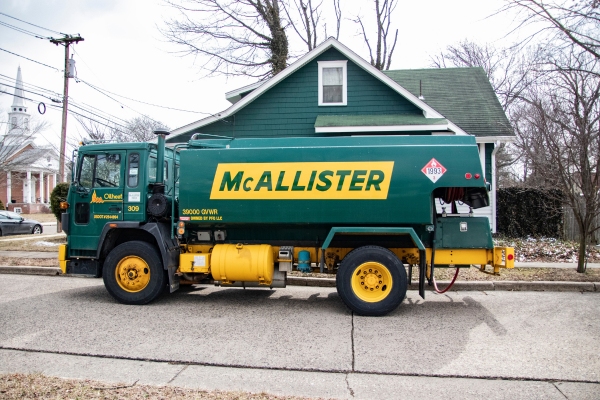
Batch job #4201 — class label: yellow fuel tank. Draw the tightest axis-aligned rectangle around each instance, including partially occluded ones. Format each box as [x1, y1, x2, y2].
[211, 244, 274, 285]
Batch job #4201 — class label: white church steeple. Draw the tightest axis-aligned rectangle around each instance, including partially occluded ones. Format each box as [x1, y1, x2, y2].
[6, 66, 30, 134]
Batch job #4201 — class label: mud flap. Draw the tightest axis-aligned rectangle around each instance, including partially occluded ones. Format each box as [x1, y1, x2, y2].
[419, 249, 426, 299]
[167, 265, 180, 293]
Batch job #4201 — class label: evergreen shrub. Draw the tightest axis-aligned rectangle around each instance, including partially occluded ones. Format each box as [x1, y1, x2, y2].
[497, 187, 563, 238]
[50, 183, 70, 220]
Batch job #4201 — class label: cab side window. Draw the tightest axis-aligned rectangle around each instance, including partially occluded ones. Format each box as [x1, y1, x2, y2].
[128, 153, 140, 187]
[78, 153, 122, 188]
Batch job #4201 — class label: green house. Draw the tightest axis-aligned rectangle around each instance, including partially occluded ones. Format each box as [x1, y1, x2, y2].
[168, 38, 514, 232]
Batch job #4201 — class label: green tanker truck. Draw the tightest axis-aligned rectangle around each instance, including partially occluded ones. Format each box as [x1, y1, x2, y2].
[59, 131, 514, 316]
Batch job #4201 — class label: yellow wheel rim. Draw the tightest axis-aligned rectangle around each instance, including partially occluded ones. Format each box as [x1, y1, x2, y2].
[115, 256, 151, 293]
[351, 261, 393, 303]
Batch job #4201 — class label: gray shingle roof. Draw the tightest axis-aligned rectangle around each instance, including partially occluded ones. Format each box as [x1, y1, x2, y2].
[383, 67, 514, 137]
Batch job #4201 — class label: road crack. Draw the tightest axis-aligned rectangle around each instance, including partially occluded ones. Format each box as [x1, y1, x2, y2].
[351, 311, 355, 372]
[167, 365, 189, 384]
[345, 373, 355, 398]
[552, 382, 569, 399]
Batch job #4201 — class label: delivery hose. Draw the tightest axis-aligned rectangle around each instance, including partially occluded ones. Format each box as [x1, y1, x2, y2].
[432, 267, 460, 294]
[430, 195, 459, 294]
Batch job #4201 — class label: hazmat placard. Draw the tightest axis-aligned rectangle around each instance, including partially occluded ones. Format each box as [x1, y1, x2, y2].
[421, 158, 446, 183]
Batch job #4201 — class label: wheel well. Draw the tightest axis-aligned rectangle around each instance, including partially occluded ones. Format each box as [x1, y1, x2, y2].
[99, 228, 159, 261]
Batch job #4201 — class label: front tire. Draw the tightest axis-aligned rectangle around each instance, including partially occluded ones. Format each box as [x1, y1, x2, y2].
[32, 225, 42, 234]
[336, 246, 407, 316]
[103, 241, 167, 305]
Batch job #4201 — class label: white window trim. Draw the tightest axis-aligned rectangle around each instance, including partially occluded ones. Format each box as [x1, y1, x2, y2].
[318, 60, 347, 106]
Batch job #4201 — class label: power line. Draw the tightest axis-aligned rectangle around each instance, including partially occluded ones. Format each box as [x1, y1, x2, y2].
[79, 79, 211, 115]
[0, 20, 49, 40]
[0, 89, 127, 136]
[1, 72, 132, 128]
[71, 98, 129, 123]
[0, 11, 66, 35]
[0, 47, 60, 71]
[78, 79, 164, 125]
[68, 102, 128, 130]
[69, 99, 129, 125]
[0, 81, 61, 103]
[68, 108, 128, 134]
[0, 73, 62, 97]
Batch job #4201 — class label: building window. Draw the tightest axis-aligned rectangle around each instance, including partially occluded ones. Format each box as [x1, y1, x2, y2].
[24, 118, 29, 130]
[318, 60, 347, 106]
[11, 117, 17, 129]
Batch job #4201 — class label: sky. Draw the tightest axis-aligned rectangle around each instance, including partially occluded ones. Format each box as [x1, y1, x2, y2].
[0, 0, 524, 152]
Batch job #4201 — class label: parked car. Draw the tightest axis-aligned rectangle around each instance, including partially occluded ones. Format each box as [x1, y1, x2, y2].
[0, 211, 43, 236]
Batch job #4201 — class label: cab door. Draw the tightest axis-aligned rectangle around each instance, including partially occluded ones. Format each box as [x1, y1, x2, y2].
[69, 151, 125, 252]
[123, 151, 145, 221]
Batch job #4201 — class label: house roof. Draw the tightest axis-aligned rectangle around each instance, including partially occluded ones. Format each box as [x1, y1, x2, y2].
[383, 68, 514, 138]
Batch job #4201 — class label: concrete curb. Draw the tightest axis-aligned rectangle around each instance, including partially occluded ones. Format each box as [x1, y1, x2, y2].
[286, 276, 599, 292]
[0, 267, 598, 292]
[0, 266, 61, 276]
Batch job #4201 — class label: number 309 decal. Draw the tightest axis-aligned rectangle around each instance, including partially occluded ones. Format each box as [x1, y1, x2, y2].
[127, 205, 140, 212]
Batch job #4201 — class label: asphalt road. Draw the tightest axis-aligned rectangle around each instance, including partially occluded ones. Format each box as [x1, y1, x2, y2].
[1, 274, 599, 399]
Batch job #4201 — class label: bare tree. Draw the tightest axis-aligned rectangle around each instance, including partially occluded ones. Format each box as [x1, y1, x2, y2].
[120, 117, 170, 142]
[162, 0, 289, 78]
[329, 0, 341, 40]
[513, 52, 600, 272]
[502, 0, 600, 63]
[282, 0, 323, 51]
[353, 0, 399, 70]
[73, 115, 169, 143]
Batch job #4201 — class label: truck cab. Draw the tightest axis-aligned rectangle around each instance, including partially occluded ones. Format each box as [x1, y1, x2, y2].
[61, 140, 179, 280]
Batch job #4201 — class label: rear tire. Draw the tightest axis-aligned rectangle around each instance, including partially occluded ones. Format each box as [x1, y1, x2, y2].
[103, 241, 167, 305]
[336, 246, 407, 316]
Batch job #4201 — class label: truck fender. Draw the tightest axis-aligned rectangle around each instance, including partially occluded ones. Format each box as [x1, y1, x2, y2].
[96, 221, 180, 285]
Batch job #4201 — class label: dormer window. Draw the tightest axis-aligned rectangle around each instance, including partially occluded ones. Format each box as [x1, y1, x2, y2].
[318, 60, 347, 106]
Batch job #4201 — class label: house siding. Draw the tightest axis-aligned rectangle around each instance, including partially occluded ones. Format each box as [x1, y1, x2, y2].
[485, 143, 494, 182]
[195, 48, 423, 139]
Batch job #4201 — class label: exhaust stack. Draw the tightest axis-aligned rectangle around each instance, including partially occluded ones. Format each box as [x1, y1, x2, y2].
[153, 129, 170, 185]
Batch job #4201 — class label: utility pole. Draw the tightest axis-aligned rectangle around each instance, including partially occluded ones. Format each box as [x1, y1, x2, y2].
[50, 34, 84, 182]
